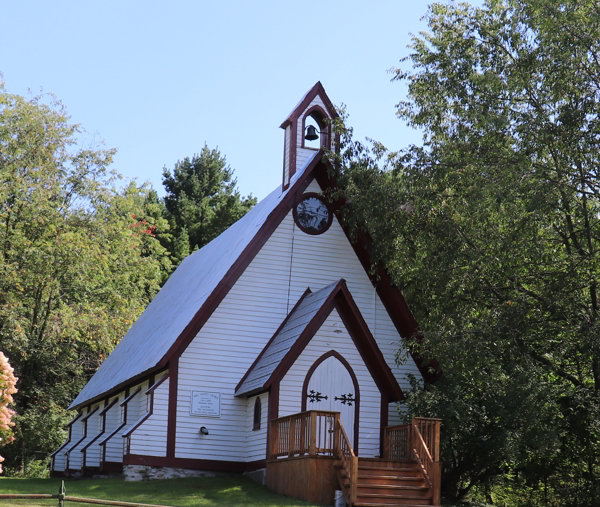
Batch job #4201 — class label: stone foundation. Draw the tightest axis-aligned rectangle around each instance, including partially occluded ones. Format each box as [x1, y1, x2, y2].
[124, 464, 227, 481]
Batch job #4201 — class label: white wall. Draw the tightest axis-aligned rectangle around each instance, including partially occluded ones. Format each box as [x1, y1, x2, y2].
[74, 403, 102, 468]
[174, 176, 421, 462]
[279, 310, 381, 457]
[129, 372, 169, 457]
[246, 392, 268, 462]
[64, 414, 83, 470]
[103, 393, 123, 463]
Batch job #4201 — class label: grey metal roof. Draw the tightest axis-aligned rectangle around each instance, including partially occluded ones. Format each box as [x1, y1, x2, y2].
[236, 280, 340, 396]
[69, 152, 320, 409]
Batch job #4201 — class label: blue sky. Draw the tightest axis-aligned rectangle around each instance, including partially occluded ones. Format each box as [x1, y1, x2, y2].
[1, 0, 482, 201]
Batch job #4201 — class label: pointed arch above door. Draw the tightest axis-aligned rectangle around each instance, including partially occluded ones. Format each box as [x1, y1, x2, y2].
[301, 350, 360, 452]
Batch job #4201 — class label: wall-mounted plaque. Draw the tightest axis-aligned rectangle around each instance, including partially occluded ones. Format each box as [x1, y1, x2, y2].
[190, 391, 221, 417]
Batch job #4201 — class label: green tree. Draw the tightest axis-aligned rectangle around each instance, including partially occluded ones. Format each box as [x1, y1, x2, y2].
[162, 145, 256, 265]
[332, 0, 600, 504]
[0, 87, 170, 473]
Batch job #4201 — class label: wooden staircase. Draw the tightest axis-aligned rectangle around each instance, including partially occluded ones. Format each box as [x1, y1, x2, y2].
[334, 418, 442, 507]
[336, 458, 435, 506]
[266, 411, 441, 507]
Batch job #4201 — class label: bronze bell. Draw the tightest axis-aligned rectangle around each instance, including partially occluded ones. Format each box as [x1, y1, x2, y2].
[305, 125, 319, 141]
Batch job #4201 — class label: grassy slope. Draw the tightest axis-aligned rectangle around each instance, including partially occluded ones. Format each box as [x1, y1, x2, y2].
[0, 476, 320, 507]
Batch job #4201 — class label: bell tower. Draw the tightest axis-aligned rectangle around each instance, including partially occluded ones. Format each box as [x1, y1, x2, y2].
[280, 82, 338, 190]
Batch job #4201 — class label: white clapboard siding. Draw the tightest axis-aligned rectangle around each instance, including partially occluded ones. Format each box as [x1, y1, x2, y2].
[54, 451, 66, 472]
[105, 388, 128, 463]
[175, 176, 421, 461]
[85, 406, 105, 467]
[279, 309, 381, 458]
[129, 373, 169, 457]
[65, 416, 84, 469]
[246, 393, 268, 462]
[77, 404, 102, 467]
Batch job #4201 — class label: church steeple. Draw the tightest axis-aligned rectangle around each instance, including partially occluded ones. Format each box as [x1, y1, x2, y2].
[280, 82, 338, 190]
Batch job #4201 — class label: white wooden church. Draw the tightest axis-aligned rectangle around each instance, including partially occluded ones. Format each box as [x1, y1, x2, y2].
[51, 83, 442, 507]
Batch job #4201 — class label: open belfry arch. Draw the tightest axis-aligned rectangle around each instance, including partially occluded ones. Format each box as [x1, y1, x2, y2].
[52, 82, 442, 506]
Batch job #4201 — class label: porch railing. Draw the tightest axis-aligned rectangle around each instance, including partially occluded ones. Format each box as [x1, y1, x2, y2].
[269, 410, 340, 458]
[384, 417, 441, 506]
[268, 410, 358, 505]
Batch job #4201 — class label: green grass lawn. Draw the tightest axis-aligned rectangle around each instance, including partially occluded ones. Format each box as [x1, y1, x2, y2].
[0, 476, 321, 507]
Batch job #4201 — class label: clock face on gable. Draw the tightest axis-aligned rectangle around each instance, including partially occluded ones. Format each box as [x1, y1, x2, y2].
[293, 194, 332, 235]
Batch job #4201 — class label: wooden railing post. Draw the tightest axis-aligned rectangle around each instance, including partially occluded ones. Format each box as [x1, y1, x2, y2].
[333, 414, 340, 456]
[383, 427, 389, 459]
[288, 416, 296, 457]
[350, 456, 359, 505]
[309, 411, 317, 456]
[431, 461, 441, 506]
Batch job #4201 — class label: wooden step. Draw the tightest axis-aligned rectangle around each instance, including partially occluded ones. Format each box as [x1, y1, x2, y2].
[357, 484, 430, 497]
[356, 493, 433, 505]
[358, 475, 426, 487]
[359, 466, 423, 478]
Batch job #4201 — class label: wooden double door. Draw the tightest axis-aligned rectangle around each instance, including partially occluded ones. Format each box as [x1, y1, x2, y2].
[302, 351, 359, 450]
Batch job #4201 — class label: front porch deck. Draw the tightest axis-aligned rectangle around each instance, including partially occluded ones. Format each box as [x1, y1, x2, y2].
[267, 410, 441, 507]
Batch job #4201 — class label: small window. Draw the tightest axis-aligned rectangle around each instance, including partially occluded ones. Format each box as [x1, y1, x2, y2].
[253, 397, 261, 431]
[293, 193, 333, 235]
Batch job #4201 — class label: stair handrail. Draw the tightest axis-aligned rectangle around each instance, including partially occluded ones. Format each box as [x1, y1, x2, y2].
[335, 418, 358, 506]
[412, 419, 442, 506]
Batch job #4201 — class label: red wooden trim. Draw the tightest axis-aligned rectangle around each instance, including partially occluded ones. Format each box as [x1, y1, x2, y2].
[124, 454, 266, 473]
[51, 412, 82, 457]
[159, 152, 323, 369]
[99, 388, 130, 449]
[65, 412, 84, 428]
[120, 387, 142, 407]
[264, 284, 340, 389]
[336, 281, 404, 401]
[280, 82, 338, 129]
[80, 406, 100, 423]
[99, 461, 123, 472]
[314, 167, 441, 383]
[266, 383, 279, 460]
[167, 359, 178, 458]
[290, 114, 297, 180]
[70, 367, 166, 411]
[301, 105, 332, 150]
[124, 374, 169, 439]
[67, 406, 99, 453]
[99, 397, 119, 417]
[282, 124, 288, 191]
[236, 288, 312, 394]
[292, 192, 334, 236]
[301, 350, 360, 452]
[264, 279, 404, 402]
[380, 393, 388, 457]
[81, 399, 110, 468]
[51, 411, 83, 471]
[253, 397, 261, 431]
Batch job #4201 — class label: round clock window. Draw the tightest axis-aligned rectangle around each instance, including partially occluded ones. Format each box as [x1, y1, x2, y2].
[293, 194, 332, 235]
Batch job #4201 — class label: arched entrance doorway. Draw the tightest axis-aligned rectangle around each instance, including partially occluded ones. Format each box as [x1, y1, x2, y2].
[302, 351, 360, 451]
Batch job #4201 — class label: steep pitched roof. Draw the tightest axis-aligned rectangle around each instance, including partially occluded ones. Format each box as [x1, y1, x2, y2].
[69, 153, 321, 409]
[71, 146, 435, 410]
[236, 283, 337, 396]
[236, 279, 404, 402]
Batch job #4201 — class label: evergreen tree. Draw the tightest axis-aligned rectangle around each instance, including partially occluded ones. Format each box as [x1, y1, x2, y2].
[162, 145, 256, 265]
